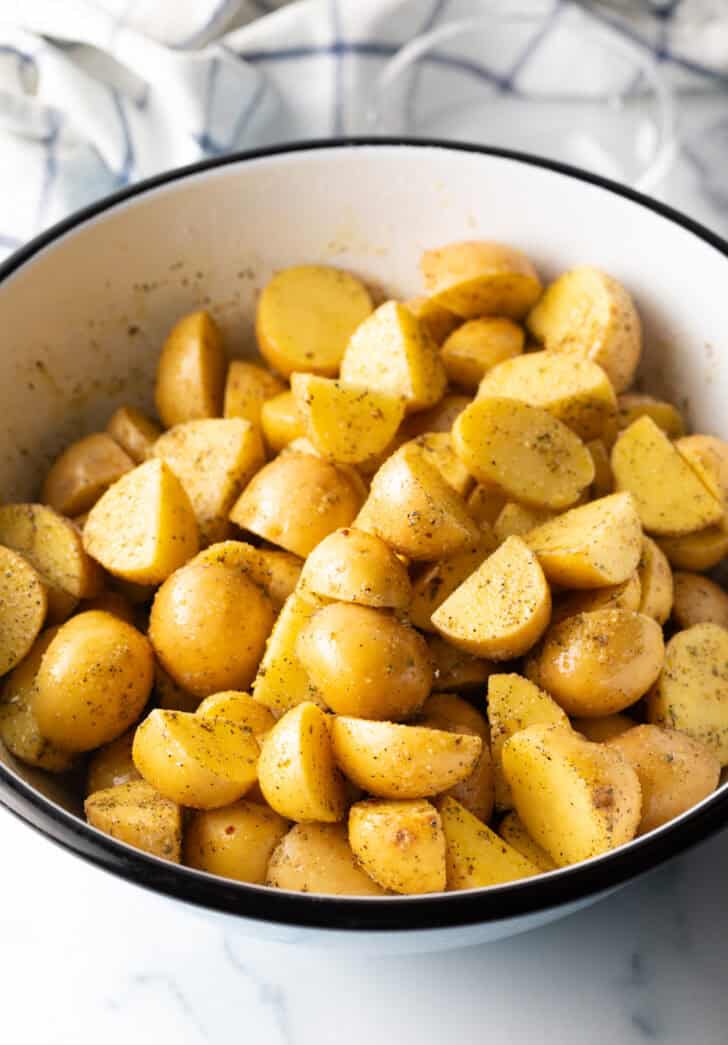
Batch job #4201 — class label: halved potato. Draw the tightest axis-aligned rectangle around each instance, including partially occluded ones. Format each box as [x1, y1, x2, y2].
[155, 310, 227, 428]
[86, 729, 140, 794]
[404, 296, 460, 345]
[617, 394, 685, 439]
[493, 503, 555, 544]
[85, 780, 182, 861]
[420, 241, 542, 319]
[349, 799, 446, 894]
[418, 693, 494, 822]
[184, 800, 289, 883]
[260, 390, 305, 452]
[223, 360, 285, 426]
[675, 434, 728, 501]
[252, 590, 327, 715]
[0, 547, 47, 676]
[431, 536, 551, 660]
[426, 634, 496, 692]
[299, 528, 410, 610]
[551, 571, 641, 625]
[266, 822, 386, 895]
[409, 535, 494, 632]
[637, 536, 673, 624]
[42, 432, 134, 516]
[441, 317, 524, 390]
[672, 572, 728, 631]
[439, 796, 538, 889]
[498, 811, 556, 872]
[192, 540, 301, 613]
[572, 713, 634, 743]
[196, 691, 276, 734]
[658, 519, 728, 572]
[106, 405, 162, 463]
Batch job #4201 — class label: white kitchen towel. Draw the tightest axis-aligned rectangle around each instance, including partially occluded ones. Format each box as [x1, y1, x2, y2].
[1, 0, 727, 260]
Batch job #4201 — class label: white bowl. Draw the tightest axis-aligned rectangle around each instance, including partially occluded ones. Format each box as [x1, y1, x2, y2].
[1, 140, 727, 955]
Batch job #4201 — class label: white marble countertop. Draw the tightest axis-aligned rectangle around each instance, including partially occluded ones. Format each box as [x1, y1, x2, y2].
[2, 801, 727, 1044]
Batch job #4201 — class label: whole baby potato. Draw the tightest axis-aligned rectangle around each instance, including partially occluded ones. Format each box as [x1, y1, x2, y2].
[184, 800, 289, 884]
[298, 527, 411, 610]
[149, 562, 273, 698]
[671, 572, 728, 631]
[297, 603, 432, 720]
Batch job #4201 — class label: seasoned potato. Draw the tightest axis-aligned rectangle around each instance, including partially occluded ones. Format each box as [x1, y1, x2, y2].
[266, 822, 386, 895]
[607, 725, 720, 834]
[42, 432, 134, 517]
[498, 812, 556, 872]
[83, 458, 199, 585]
[149, 562, 273, 699]
[299, 528, 410, 610]
[526, 492, 643, 588]
[80, 589, 137, 626]
[672, 572, 728, 630]
[196, 691, 276, 734]
[154, 663, 200, 713]
[86, 729, 140, 794]
[487, 673, 570, 810]
[33, 610, 153, 751]
[503, 724, 642, 865]
[441, 317, 524, 390]
[297, 603, 432, 720]
[257, 702, 346, 821]
[418, 693, 494, 822]
[340, 301, 447, 413]
[432, 536, 551, 660]
[421, 241, 542, 320]
[647, 623, 728, 764]
[349, 799, 446, 894]
[526, 266, 641, 392]
[572, 713, 634, 743]
[260, 390, 305, 453]
[466, 483, 508, 527]
[617, 394, 685, 439]
[439, 796, 538, 888]
[399, 394, 470, 439]
[426, 634, 496, 692]
[658, 519, 728, 572]
[193, 540, 302, 612]
[154, 418, 265, 546]
[133, 708, 259, 809]
[551, 571, 641, 625]
[477, 352, 616, 442]
[154, 309, 226, 428]
[493, 503, 555, 544]
[453, 398, 594, 510]
[637, 536, 673, 624]
[230, 451, 362, 558]
[85, 780, 182, 861]
[587, 439, 614, 498]
[409, 535, 494, 632]
[404, 296, 460, 345]
[355, 443, 478, 561]
[252, 590, 326, 715]
[0, 546, 48, 675]
[529, 609, 664, 717]
[612, 416, 724, 536]
[282, 437, 370, 501]
[0, 627, 75, 772]
[290, 373, 404, 465]
[402, 433, 473, 497]
[106, 406, 161, 463]
[330, 716, 481, 799]
[223, 360, 285, 427]
[184, 800, 289, 883]
[257, 265, 373, 378]
[675, 434, 728, 501]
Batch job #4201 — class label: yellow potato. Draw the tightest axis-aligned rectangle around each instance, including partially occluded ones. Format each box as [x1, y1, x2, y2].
[420, 241, 542, 320]
[257, 265, 373, 378]
[432, 536, 551, 660]
[526, 266, 641, 392]
[355, 443, 479, 561]
[529, 609, 664, 717]
[281, 437, 370, 502]
[551, 571, 642, 625]
[657, 519, 728, 572]
[257, 702, 346, 821]
[477, 351, 617, 442]
[299, 527, 411, 610]
[32, 611, 153, 751]
[133, 708, 259, 809]
[290, 373, 404, 466]
[526, 492, 643, 588]
[223, 360, 285, 427]
[439, 796, 538, 889]
[149, 561, 273, 698]
[230, 451, 362, 558]
[493, 503, 555, 544]
[612, 416, 724, 536]
[587, 439, 614, 498]
[503, 724, 642, 865]
[498, 812, 556, 872]
[0, 627, 75, 772]
[466, 483, 508, 527]
[260, 390, 304, 453]
[349, 799, 446, 895]
[42, 432, 134, 516]
[297, 602, 432, 720]
[617, 394, 685, 439]
[572, 713, 634, 743]
[184, 800, 289, 883]
[404, 295, 460, 345]
[399, 394, 470, 439]
[196, 691, 276, 734]
[453, 398, 594, 510]
[81, 589, 137, 626]
[106, 405, 162, 463]
[672, 572, 728, 631]
[647, 623, 728, 764]
[83, 458, 199, 585]
[635, 536, 673, 626]
[252, 590, 327, 715]
[86, 729, 140, 794]
[85, 780, 182, 862]
[266, 822, 386, 895]
[154, 418, 264, 546]
[487, 673, 570, 811]
[675, 434, 728, 501]
[330, 716, 481, 799]
[192, 540, 302, 613]
[340, 301, 447, 413]
[441, 317, 524, 390]
[154, 309, 226, 428]
[154, 663, 200, 713]
[418, 693, 494, 822]
[402, 433, 473, 498]
[409, 535, 494, 633]
[426, 634, 496, 692]
[0, 546, 47, 677]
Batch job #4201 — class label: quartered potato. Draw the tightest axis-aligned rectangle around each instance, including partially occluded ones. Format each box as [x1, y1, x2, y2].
[426, 634, 496, 692]
[503, 724, 642, 866]
[493, 503, 555, 544]
[256, 264, 373, 378]
[196, 690, 276, 734]
[572, 714, 634, 743]
[420, 241, 542, 320]
[106, 406, 161, 464]
[418, 693, 494, 822]
[260, 390, 305, 452]
[299, 527, 411, 610]
[42, 432, 134, 517]
[154, 309, 226, 428]
[637, 536, 673, 624]
[441, 317, 524, 390]
[498, 812, 556, 872]
[526, 265, 641, 392]
[617, 394, 685, 439]
[0, 547, 47, 677]
[453, 397, 594, 510]
[404, 295, 460, 345]
[192, 540, 301, 613]
[439, 796, 538, 889]
[672, 572, 728, 631]
[550, 571, 641, 625]
[409, 535, 494, 632]
[185, 800, 289, 884]
[349, 799, 446, 895]
[266, 822, 386, 895]
[86, 729, 140, 794]
[252, 590, 327, 716]
[223, 360, 286, 427]
[399, 394, 470, 439]
[658, 519, 728, 572]
[339, 300, 447, 412]
[85, 780, 182, 862]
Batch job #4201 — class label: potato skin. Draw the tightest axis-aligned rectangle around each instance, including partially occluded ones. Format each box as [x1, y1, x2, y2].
[192, 540, 302, 613]
[107, 406, 162, 463]
[671, 572, 728, 631]
[266, 822, 386, 895]
[223, 361, 286, 427]
[0, 546, 48, 676]
[149, 562, 273, 699]
[85, 780, 182, 861]
[42, 433, 134, 516]
[184, 800, 289, 883]
[442, 317, 524, 390]
[421, 241, 542, 320]
[349, 799, 446, 894]
[196, 690, 276, 734]
[572, 714, 634, 744]
[33, 610, 154, 752]
[155, 310, 226, 428]
[299, 527, 411, 610]
[637, 537, 674, 624]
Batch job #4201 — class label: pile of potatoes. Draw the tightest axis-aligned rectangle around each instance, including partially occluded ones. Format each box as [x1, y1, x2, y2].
[2, 241, 728, 896]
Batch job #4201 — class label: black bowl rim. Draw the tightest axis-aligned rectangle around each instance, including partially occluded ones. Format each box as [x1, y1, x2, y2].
[2, 136, 728, 934]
